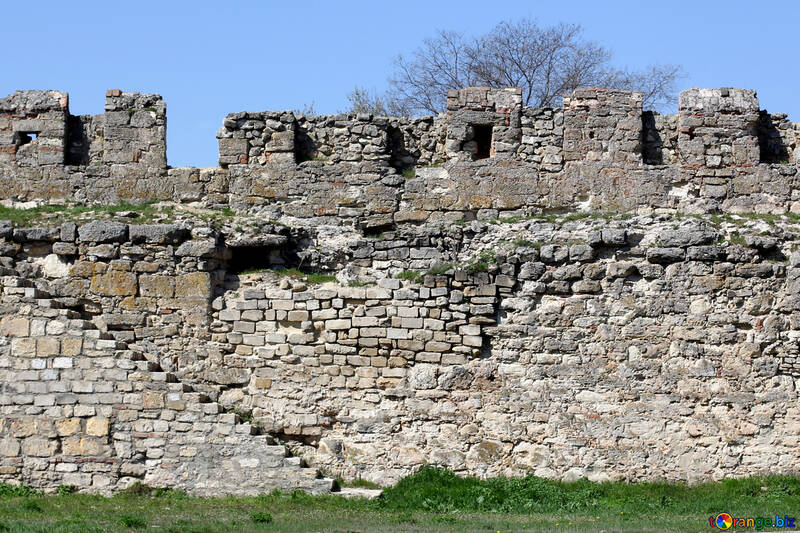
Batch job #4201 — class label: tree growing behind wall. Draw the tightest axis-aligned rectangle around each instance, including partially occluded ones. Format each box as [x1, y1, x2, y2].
[343, 86, 388, 115]
[346, 18, 683, 116]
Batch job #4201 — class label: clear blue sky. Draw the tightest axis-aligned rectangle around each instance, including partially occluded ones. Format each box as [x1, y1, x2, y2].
[3, 0, 797, 168]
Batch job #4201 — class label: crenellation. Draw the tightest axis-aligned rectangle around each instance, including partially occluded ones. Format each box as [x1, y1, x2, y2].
[1, 85, 799, 217]
[0, 90, 69, 167]
[562, 88, 643, 164]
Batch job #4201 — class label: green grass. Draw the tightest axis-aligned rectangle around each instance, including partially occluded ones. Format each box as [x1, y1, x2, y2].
[0, 201, 166, 227]
[239, 268, 337, 284]
[465, 261, 489, 274]
[119, 514, 147, 528]
[250, 511, 272, 524]
[396, 270, 424, 283]
[729, 232, 747, 246]
[306, 273, 337, 284]
[2, 470, 800, 532]
[426, 263, 455, 276]
[514, 238, 540, 248]
[401, 167, 416, 178]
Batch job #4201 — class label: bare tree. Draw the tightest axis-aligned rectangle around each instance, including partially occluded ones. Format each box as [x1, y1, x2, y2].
[344, 86, 388, 115]
[386, 30, 478, 116]
[386, 18, 683, 115]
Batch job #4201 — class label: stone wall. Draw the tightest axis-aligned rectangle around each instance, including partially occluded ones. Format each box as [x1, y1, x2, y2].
[0, 221, 333, 494]
[2, 212, 800, 492]
[1, 85, 798, 219]
[0, 90, 68, 167]
[1, 84, 800, 495]
[0, 90, 168, 203]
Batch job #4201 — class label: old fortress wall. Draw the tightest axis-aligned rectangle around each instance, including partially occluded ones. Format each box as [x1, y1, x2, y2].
[0, 85, 799, 494]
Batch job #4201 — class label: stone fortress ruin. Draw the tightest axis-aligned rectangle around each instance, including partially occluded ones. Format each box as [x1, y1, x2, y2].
[0, 84, 798, 494]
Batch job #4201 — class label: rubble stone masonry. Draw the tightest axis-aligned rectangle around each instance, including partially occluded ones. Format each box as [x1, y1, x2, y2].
[0, 85, 799, 494]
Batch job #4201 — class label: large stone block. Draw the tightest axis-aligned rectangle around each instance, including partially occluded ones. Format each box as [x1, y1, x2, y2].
[62, 436, 106, 456]
[139, 274, 175, 297]
[86, 417, 110, 436]
[90, 271, 138, 296]
[78, 221, 128, 243]
[21, 437, 58, 457]
[0, 438, 20, 457]
[0, 317, 29, 337]
[175, 272, 211, 299]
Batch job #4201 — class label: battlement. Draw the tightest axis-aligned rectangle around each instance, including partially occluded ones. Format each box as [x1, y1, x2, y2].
[0, 86, 798, 219]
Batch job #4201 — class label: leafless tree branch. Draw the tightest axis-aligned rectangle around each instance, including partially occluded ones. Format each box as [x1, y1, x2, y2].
[383, 18, 684, 115]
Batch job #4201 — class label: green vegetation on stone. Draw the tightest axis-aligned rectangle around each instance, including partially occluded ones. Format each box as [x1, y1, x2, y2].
[0, 201, 166, 226]
[729, 232, 747, 246]
[464, 250, 497, 274]
[306, 272, 337, 284]
[239, 267, 337, 284]
[426, 263, 455, 276]
[396, 269, 424, 283]
[514, 238, 540, 248]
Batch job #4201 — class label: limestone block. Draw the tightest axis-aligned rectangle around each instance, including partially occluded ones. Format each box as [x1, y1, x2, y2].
[62, 436, 106, 456]
[11, 338, 36, 357]
[326, 319, 351, 330]
[86, 417, 110, 436]
[78, 221, 128, 243]
[55, 418, 82, 436]
[142, 392, 165, 409]
[0, 438, 20, 457]
[21, 437, 58, 457]
[37, 338, 60, 357]
[175, 272, 211, 299]
[90, 271, 138, 296]
[61, 337, 83, 356]
[139, 274, 175, 297]
[11, 419, 37, 438]
[0, 317, 29, 337]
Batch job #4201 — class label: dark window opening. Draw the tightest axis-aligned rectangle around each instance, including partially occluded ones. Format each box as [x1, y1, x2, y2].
[294, 124, 317, 164]
[15, 131, 38, 146]
[66, 115, 91, 166]
[361, 221, 395, 237]
[472, 124, 493, 160]
[641, 111, 664, 165]
[757, 110, 791, 164]
[387, 126, 418, 172]
[228, 245, 298, 274]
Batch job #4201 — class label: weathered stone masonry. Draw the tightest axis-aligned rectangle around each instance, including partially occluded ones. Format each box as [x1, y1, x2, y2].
[1, 85, 799, 493]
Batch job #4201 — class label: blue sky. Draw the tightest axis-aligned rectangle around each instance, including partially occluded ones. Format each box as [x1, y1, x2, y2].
[3, 0, 797, 168]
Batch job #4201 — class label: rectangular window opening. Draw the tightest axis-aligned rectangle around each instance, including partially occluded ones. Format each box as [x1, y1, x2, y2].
[473, 124, 493, 160]
[15, 131, 38, 146]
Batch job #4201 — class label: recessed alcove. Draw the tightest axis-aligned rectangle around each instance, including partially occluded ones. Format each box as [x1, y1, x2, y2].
[472, 124, 493, 160]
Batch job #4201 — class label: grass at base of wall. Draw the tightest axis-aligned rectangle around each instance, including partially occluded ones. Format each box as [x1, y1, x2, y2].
[1, 468, 799, 532]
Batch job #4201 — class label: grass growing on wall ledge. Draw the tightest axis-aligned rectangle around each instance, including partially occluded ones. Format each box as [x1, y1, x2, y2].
[1, 467, 799, 532]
